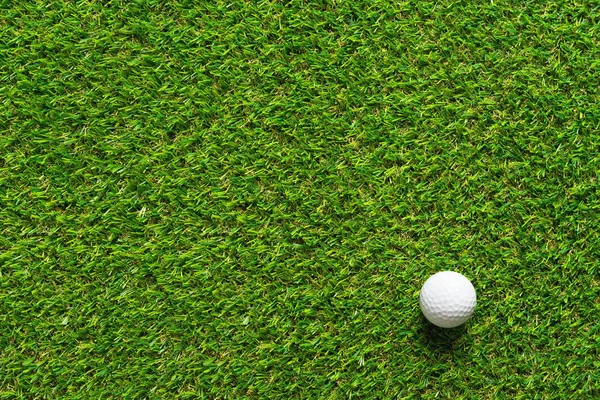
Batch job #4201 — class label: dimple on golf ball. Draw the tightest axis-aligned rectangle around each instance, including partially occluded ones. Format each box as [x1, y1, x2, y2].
[419, 271, 476, 328]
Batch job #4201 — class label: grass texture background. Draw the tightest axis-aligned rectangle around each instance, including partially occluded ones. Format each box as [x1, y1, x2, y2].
[2, 0, 600, 398]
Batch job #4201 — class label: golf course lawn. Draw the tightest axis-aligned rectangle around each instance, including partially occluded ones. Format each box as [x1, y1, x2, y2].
[1, 1, 600, 398]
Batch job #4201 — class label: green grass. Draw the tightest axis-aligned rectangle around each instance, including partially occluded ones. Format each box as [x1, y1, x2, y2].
[1, 0, 600, 398]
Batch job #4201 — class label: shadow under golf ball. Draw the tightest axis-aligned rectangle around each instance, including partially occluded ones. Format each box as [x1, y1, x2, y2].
[418, 314, 470, 351]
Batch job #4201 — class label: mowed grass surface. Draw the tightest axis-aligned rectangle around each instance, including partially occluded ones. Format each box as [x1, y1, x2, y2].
[1, 1, 600, 398]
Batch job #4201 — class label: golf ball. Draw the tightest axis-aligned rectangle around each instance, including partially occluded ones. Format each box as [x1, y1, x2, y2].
[419, 271, 476, 328]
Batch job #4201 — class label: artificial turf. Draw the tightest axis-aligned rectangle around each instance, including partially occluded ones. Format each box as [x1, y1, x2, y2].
[1, 0, 600, 398]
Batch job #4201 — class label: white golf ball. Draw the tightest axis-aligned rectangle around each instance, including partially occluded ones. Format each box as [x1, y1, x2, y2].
[419, 271, 476, 328]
